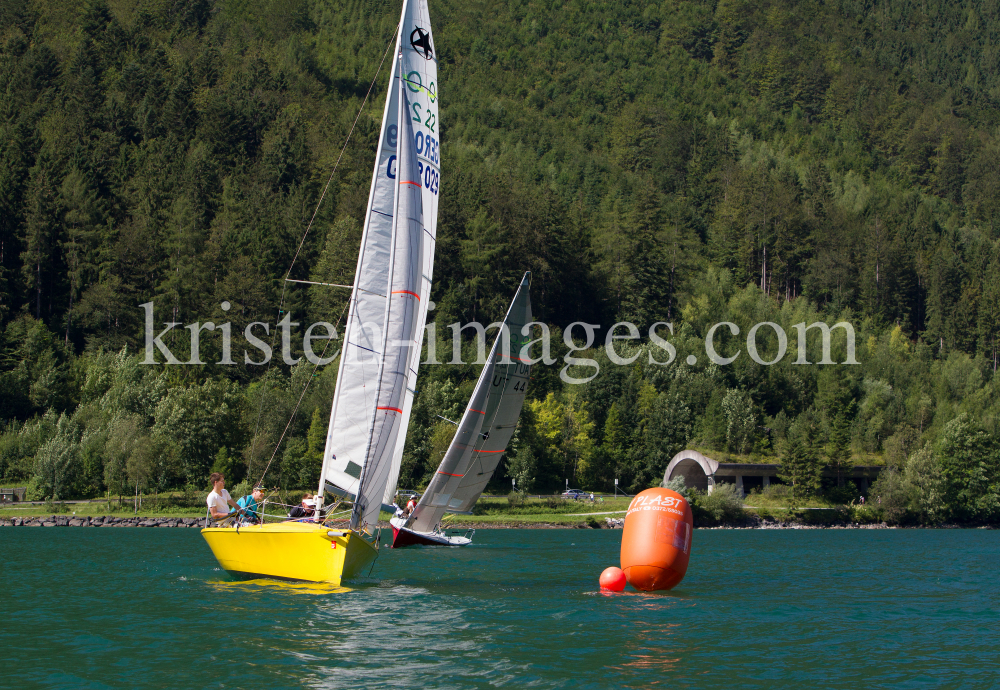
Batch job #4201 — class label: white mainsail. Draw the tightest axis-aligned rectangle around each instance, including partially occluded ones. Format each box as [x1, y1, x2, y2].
[318, 0, 439, 529]
[383, 0, 440, 506]
[409, 273, 533, 534]
[349, 81, 426, 531]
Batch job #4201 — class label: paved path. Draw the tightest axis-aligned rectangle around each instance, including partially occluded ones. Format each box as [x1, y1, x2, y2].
[2, 499, 109, 509]
[565, 510, 627, 516]
[743, 505, 843, 510]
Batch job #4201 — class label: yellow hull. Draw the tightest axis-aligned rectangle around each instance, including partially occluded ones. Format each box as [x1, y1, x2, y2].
[201, 521, 378, 585]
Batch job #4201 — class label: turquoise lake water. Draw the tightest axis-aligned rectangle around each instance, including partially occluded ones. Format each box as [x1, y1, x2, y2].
[1, 527, 997, 688]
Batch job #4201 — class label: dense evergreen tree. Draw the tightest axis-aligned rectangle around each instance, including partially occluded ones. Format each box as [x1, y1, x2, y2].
[779, 433, 821, 499]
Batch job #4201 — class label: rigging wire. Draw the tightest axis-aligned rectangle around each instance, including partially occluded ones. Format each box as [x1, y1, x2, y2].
[282, 13, 400, 291]
[255, 297, 349, 486]
[248, 20, 402, 484]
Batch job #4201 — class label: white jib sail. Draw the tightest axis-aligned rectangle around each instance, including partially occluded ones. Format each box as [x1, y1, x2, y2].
[382, 0, 440, 507]
[348, 74, 427, 532]
[409, 273, 533, 534]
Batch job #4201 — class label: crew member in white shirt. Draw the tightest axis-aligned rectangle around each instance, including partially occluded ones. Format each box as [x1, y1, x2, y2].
[207, 472, 241, 522]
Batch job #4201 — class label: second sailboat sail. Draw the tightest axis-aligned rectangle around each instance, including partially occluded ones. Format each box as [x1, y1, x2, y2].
[392, 273, 533, 546]
[319, 0, 439, 530]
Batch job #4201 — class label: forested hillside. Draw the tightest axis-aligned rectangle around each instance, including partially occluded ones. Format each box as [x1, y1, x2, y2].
[2, 0, 999, 523]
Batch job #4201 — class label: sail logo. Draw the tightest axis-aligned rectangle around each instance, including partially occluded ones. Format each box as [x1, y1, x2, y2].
[384, 132, 440, 195]
[410, 27, 433, 59]
[509, 332, 530, 352]
[415, 132, 440, 166]
[417, 162, 440, 194]
[404, 71, 437, 103]
[628, 494, 684, 511]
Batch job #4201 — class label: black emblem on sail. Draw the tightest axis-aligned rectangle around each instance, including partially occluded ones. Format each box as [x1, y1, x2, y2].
[410, 27, 433, 60]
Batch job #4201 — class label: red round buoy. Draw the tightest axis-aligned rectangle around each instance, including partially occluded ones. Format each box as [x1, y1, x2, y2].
[599, 566, 627, 592]
[620, 488, 693, 591]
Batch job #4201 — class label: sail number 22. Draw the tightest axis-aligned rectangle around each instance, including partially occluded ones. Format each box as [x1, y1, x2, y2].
[411, 102, 435, 132]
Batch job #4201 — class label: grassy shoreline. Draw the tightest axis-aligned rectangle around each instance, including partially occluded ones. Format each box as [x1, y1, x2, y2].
[0, 497, 631, 526]
[5, 495, 993, 529]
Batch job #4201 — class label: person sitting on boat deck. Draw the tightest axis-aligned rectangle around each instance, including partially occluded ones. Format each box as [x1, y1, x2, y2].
[404, 495, 417, 517]
[289, 494, 315, 520]
[236, 487, 265, 525]
[207, 473, 242, 524]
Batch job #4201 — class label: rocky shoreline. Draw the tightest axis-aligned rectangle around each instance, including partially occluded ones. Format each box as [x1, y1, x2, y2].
[0, 516, 597, 529]
[703, 521, 895, 529]
[605, 516, 899, 529]
[1, 515, 204, 528]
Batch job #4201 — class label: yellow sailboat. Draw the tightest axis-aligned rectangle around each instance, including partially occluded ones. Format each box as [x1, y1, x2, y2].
[202, 0, 439, 584]
[201, 522, 377, 584]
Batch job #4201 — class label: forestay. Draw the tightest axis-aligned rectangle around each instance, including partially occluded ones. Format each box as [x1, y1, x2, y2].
[409, 273, 533, 534]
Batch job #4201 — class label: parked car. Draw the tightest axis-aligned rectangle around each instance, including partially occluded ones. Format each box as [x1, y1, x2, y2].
[562, 489, 588, 500]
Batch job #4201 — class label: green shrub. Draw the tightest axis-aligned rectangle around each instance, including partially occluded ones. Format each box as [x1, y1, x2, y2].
[825, 481, 860, 505]
[231, 479, 252, 501]
[43, 498, 70, 513]
[663, 475, 691, 501]
[762, 483, 791, 499]
[697, 483, 745, 524]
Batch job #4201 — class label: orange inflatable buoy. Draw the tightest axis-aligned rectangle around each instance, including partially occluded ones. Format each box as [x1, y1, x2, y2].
[620, 488, 693, 591]
[599, 566, 626, 592]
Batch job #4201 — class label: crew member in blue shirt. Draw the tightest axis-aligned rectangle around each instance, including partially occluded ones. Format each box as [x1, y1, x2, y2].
[237, 487, 265, 524]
